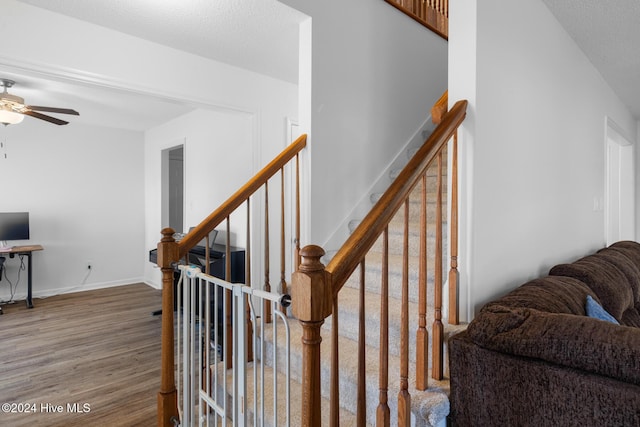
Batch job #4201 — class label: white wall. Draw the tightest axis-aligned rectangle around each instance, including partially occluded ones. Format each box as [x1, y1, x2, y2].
[0, 122, 144, 299]
[144, 109, 254, 287]
[449, 0, 638, 317]
[280, 0, 448, 246]
[0, 1, 299, 292]
[637, 122, 640, 238]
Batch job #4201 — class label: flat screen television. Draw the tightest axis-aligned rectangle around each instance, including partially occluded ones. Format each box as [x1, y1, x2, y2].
[0, 212, 30, 249]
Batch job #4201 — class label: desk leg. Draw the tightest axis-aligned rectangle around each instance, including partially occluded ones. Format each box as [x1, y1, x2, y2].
[26, 252, 33, 309]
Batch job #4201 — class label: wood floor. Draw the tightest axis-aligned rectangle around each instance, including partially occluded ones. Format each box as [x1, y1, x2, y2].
[0, 283, 163, 426]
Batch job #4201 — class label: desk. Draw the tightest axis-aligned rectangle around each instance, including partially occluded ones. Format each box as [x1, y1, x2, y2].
[0, 244, 43, 313]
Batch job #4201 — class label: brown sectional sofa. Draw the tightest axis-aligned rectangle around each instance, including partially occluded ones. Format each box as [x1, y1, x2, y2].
[448, 240, 640, 426]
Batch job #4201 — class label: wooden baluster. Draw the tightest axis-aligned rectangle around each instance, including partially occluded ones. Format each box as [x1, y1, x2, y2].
[449, 132, 459, 325]
[205, 234, 210, 275]
[398, 200, 411, 426]
[330, 294, 340, 427]
[280, 167, 287, 312]
[246, 200, 253, 362]
[294, 153, 301, 271]
[357, 260, 366, 425]
[376, 227, 390, 427]
[432, 151, 444, 380]
[264, 182, 272, 323]
[416, 174, 429, 390]
[225, 216, 233, 369]
[157, 228, 179, 427]
[292, 246, 332, 427]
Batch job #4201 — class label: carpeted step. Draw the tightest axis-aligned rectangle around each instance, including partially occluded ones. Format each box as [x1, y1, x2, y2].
[207, 360, 367, 426]
[340, 250, 438, 304]
[246, 140, 455, 426]
[257, 318, 464, 427]
[326, 286, 466, 359]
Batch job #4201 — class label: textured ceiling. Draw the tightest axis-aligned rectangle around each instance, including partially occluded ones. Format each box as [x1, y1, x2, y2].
[16, 0, 305, 84]
[542, 0, 640, 119]
[8, 0, 305, 131]
[7, 1, 640, 131]
[0, 66, 192, 131]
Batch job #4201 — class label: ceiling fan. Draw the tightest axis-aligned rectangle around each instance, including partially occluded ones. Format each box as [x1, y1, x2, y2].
[0, 79, 79, 126]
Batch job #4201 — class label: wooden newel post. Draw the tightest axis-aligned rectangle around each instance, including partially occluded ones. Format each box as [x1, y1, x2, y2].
[157, 228, 179, 427]
[292, 245, 332, 427]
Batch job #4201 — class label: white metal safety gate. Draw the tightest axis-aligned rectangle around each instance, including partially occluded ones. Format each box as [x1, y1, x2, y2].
[176, 265, 292, 427]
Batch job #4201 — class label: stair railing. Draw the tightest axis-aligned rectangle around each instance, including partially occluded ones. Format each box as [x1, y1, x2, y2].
[385, 0, 449, 40]
[156, 134, 307, 427]
[292, 99, 466, 426]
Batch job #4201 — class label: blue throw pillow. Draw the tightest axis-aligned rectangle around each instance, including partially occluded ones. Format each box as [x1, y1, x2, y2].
[585, 295, 619, 325]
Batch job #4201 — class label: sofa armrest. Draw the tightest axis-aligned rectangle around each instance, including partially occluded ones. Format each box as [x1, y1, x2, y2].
[467, 307, 640, 386]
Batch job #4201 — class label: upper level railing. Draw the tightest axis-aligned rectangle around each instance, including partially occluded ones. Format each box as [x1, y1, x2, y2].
[385, 0, 448, 40]
[156, 134, 307, 427]
[292, 98, 466, 426]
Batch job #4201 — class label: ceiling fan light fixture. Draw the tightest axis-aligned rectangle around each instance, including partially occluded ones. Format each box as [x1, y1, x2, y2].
[0, 78, 79, 126]
[0, 106, 24, 126]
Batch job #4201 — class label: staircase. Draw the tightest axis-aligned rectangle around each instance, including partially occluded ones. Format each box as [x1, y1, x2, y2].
[384, 0, 448, 40]
[155, 1, 459, 424]
[157, 99, 467, 427]
[252, 141, 466, 426]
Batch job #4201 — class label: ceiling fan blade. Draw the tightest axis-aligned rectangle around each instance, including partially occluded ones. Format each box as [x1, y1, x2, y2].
[26, 105, 79, 115]
[22, 110, 70, 125]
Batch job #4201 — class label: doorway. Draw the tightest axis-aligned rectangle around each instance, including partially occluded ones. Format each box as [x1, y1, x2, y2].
[605, 118, 635, 245]
[162, 144, 185, 233]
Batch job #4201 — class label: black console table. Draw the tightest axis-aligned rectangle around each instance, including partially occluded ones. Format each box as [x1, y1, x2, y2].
[149, 243, 245, 282]
[148, 243, 245, 312]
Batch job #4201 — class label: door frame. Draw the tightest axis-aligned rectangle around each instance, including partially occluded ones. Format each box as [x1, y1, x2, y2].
[161, 141, 186, 233]
[604, 117, 635, 245]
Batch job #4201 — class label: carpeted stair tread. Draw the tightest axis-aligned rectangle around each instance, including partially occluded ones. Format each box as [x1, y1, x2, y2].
[208, 360, 366, 427]
[258, 319, 454, 427]
[325, 285, 464, 359]
[340, 250, 447, 304]
[251, 140, 454, 426]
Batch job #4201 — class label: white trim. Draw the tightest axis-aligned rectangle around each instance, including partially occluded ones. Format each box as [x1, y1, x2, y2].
[0, 55, 256, 115]
[321, 116, 435, 255]
[605, 116, 635, 245]
[18, 278, 147, 300]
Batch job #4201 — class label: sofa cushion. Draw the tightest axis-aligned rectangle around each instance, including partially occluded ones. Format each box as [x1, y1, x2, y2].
[595, 244, 640, 327]
[478, 276, 592, 318]
[598, 242, 640, 302]
[549, 254, 634, 323]
[467, 284, 640, 386]
[608, 240, 640, 268]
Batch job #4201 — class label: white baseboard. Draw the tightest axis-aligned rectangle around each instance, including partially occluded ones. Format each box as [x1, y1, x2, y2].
[0, 277, 148, 302]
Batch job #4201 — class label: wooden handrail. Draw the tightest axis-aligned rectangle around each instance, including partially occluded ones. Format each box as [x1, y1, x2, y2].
[294, 98, 466, 426]
[431, 90, 448, 125]
[160, 93, 464, 426]
[326, 100, 467, 290]
[157, 133, 307, 427]
[177, 133, 307, 258]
